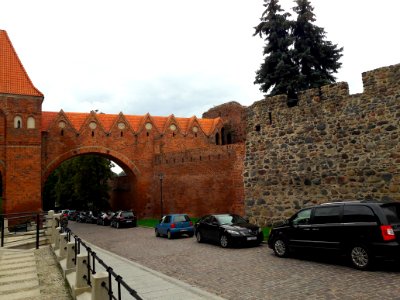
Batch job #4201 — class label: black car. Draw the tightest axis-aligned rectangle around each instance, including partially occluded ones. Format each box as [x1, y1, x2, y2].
[110, 210, 137, 228]
[97, 211, 115, 226]
[268, 201, 400, 270]
[76, 211, 87, 223]
[194, 214, 263, 248]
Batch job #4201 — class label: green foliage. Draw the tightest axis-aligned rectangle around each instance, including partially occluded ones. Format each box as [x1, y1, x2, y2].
[292, 0, 343, 91]
[43, 155, 115, 211]
[262, 227, 271, 240]
[254, 0, 343, 103]
[254, 0, 298, 98]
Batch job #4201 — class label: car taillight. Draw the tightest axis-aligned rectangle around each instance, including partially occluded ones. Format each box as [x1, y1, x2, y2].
[189, 221, 193, 226]
[381, 225, 396, 241]
[170, 223, 176, 228]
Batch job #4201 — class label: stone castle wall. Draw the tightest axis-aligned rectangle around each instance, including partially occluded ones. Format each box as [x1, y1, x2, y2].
[244, 64, 400, 226]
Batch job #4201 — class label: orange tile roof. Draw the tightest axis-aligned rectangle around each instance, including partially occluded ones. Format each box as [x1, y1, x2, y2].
[41, 111, 220, 136]
[0, 30, 43, 97]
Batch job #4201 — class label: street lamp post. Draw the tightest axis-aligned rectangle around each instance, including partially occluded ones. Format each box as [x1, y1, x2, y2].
[159, 173, 164, 219]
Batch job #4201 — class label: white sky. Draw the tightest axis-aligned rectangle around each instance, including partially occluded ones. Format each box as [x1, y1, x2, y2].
[1, 0, 399, 118]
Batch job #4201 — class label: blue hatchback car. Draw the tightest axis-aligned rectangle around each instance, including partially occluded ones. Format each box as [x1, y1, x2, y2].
[155, 214, 194, 239]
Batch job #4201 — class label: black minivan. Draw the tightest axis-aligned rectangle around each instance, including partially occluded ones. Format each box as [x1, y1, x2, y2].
[268, 201, 400, 270]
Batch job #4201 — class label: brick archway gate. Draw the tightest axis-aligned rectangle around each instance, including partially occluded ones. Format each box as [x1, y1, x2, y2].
[0, 30, 245, 218]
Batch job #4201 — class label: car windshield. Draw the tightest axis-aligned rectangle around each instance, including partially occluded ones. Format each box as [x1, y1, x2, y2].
[122, 211, 134, 218]
[174, 215, 190, 222]
[215, 214, 247, 225]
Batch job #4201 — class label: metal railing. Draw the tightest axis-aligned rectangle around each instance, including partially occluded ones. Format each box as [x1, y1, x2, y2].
[62, 227, 143, 300]
[0, 211, 49, 248]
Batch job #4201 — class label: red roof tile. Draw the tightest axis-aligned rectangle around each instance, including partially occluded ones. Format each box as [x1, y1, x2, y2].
[41, 112, 220, 136]
[0, 30, 43, 97]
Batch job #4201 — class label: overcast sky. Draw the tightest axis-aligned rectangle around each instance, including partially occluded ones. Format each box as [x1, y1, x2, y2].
[1, 0, 399, 118]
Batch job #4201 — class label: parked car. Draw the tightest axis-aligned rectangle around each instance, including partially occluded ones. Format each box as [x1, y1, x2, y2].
[67, 210, 77, 220]
[97, 211, 115, 226]
[76, 211, 87, 223]
[155, 214, 194, 239]
[194, 214, 263, 248]
[110, 210, 137, 228]
[60, 209, 69, 218]
[268, 200, 400, 270]
[83, 211, 98, 224]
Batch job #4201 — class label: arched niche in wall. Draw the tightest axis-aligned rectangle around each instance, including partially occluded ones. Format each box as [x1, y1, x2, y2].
[27, 116, 35, 129]
[14, 116, 22, 129]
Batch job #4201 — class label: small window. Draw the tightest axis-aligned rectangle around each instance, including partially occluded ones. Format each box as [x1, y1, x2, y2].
[343, 205, 376, 223]
[173, 215, 190, 222]
[382, 204, 400, 224]
[27, 116, 35, 129]
[292, 209, 312, 225]
[14, 116, 22, 128]
[164, 216, 171, 223]
[312, 206, 341, 224]
[255, 125, 261, 132]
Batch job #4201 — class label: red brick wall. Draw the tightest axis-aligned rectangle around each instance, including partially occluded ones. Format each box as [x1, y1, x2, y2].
[0, 95, 245, 218]
[0, 94, 43, 213]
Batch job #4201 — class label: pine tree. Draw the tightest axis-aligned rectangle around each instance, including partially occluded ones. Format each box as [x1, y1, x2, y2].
[254, 0, 298, 98]
[292, 0, 343, 91]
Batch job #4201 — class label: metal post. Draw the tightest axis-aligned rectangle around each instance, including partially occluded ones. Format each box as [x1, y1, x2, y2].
[36, 214, 40, 249]
[159, 173, 164, 219]
[1, 216, 4, 247]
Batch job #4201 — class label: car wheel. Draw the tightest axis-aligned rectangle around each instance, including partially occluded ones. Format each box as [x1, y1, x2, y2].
[350, 245, 371, 270]
[273, 238, 289, 258]
[167, 230, 173, 239]
[155, 229, 160, 237]
[196, 231, 203, 243]
[220, 234, 229, 248]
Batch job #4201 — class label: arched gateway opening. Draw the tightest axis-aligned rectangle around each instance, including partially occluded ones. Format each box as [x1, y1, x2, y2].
[43, 153, 137, 214]
[0, 29, 245, 218]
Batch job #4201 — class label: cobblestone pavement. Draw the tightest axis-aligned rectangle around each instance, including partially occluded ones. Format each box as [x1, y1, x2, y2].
[69, 222, 400, 300]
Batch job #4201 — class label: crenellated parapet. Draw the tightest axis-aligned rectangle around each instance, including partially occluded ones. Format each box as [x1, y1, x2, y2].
[244, 63, 400, 226]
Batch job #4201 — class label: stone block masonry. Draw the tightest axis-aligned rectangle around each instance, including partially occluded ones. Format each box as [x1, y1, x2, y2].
[244, 64, 400, 226]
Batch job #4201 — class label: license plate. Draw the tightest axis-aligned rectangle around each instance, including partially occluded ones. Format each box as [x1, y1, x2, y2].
[180, 230, 187, 232]
[126, 220, 132, 223]
[247, 237, 257, 241]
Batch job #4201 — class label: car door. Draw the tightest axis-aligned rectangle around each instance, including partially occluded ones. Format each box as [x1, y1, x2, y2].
[287, 208, 314, 248]
[200, 216, 219, 241]
[309, 205, 342, 250]
[160, 216, 171, 235]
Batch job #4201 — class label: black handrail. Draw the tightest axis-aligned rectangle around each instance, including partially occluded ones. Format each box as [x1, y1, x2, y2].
[0, 212, 49, 249]
[63, 227, 143, 300]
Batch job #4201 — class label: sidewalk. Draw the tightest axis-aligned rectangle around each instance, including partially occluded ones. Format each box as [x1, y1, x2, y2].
[67, 242, 225, 300]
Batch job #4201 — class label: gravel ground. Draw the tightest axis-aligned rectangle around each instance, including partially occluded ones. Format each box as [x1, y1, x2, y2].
[34, 246, 72, 300]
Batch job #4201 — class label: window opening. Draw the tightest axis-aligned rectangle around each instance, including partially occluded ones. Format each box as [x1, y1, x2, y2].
[61, 129, 64, 136]
[91, 131, 94, 137]
[215, 133, 220, 145]
[27, 116, 35, 129]
[255, 125, 261, 132]
[14, 116, 22, 128]
[269, 112, 272, 125]
[221, 127, 226, 145]
[227, 133, 232, 144]
[120, 131, 123, 137]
